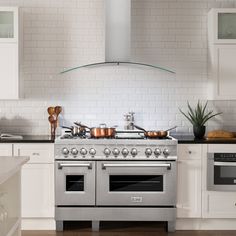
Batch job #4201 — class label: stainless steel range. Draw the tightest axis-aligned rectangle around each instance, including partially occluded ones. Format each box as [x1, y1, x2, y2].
[54, 131, 177, 232]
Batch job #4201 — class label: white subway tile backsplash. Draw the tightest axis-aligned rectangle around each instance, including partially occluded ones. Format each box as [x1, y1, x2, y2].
[0, 0, 235, 134]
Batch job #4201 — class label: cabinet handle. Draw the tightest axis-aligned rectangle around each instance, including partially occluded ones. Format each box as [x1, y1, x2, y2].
[235, 203, 236, 207]
[188, 151, 192, 154]
[32, 152, 40, 156]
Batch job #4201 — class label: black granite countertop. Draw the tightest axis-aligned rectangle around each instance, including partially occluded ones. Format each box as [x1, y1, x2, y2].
[0, 135, 54, 143]
[172, 134, 236, 144]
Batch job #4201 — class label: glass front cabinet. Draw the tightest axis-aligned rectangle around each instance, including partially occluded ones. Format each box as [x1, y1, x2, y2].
[0, 7, 18, 43]
[208, 9, 236, 44]
[208, 9, 236, 100]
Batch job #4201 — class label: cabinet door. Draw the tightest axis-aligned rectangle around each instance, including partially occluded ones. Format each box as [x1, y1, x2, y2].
[0, 43, 18, 99]
[21, 164, 54, 218]
[203, 192, 236, 218]
[209, 45, 236, 100]
[0, 144, 12, 156]
[177, 144, 202, 218]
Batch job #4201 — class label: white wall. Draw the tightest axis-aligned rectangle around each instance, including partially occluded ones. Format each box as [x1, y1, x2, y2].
[0, 0, 236, 135]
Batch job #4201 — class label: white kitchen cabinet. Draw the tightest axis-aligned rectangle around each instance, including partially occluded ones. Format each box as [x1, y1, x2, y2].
[13, 144, 54, 220]
[0, 7, 19, 100]
[208, 8, 236, 100]
[202, 144, 236, 219]
[0, 143, 12, 156]
[177, 144, 202, 218]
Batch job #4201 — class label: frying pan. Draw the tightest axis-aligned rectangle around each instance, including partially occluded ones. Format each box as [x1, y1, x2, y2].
[133, 125, 177, 139]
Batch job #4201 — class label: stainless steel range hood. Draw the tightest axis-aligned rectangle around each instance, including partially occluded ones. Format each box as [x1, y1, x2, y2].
[61, 0, 175, 74]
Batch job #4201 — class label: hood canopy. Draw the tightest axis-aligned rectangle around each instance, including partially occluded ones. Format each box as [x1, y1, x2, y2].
[61, 0, 175, 74]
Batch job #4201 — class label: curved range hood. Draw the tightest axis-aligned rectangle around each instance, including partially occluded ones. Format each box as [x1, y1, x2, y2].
[61, 0, 175, 74]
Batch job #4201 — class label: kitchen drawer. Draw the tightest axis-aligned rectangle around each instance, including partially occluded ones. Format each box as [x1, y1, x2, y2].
[14, 144, 54, 163]
[0, 144, 13, 156]
[178, 144, 202, 160]
[205, 192, 236, 218]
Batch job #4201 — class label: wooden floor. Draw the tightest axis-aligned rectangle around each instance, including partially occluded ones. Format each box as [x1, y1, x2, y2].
[22, 222, 236, 236]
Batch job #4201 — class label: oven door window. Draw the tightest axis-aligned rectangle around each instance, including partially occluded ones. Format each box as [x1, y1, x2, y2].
[109, 175, 163, 192]
[66, 175, 84, 191]
[214, 165, 236, 185]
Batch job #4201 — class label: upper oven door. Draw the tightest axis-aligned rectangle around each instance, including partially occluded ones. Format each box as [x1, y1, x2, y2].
[207, 153, 236, 191]
[55, 161, 95, 206]
[96, 161, 176, 206]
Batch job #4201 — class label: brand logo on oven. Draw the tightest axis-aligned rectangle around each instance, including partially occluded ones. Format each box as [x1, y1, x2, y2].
[131, 196, 143, 203]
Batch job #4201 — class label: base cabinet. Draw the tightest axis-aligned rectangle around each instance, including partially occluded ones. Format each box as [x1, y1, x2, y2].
[13, 143, 55, 229]
[177, 144, 202, 218]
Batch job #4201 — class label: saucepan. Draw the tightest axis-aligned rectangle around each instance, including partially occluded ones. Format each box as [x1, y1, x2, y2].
[62, 125, 86, 136]
[133, 124, 177, 139]
[75, 122, 117, 138]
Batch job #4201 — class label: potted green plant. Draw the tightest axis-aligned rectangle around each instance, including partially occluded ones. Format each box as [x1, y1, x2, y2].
[179, 101, 222, 139]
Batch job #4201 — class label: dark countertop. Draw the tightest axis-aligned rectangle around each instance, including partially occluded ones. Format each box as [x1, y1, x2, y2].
[173, 134, 236, 144]
[0, 135, 54, 143]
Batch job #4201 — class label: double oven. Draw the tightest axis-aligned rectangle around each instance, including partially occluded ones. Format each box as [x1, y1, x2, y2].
[56, 160, 176, 207]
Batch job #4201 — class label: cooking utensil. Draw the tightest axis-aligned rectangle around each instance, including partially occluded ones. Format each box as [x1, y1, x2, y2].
[48, 115, 57, 138]
[47, 107, 55, 116]
[133, 125, 177, 139]
[76, 122, 116, 138]
[55, 106, 62, 117]
[62, 126, 86, 136]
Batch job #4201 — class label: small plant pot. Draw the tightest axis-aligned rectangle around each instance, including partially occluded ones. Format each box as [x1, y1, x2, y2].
[193, 125, 205, 139]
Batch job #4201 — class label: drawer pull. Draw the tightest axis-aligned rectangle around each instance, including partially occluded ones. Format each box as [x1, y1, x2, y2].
[188, 151, 192, 154]
[235, 203, 236, 207]
[32, 152, 40, 156]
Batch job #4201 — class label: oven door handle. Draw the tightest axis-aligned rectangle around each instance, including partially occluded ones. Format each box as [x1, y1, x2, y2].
[101, 163, 171, 170]
[58, 163, 92, 169]
[214, 162, 236, 167]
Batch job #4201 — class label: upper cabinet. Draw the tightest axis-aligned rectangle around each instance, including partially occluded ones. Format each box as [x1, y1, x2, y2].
[0, 7, 19, 100]
[208, 8, 236, 100]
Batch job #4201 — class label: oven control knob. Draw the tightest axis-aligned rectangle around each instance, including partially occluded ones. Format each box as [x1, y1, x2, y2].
[122, 148, 129, 157]
[112, 148, 120, 157]
[104, 148, 111, 156]
[145, 148, 152, 157]
[89, 148, 96, 156]
[154, 148, 161, 157]
[131, 148, 138, 157]
[62, 147, 69, 155]
[71, 148, 78, 156]
[80, 148, 87, 156]
[163, 148, 169, 157]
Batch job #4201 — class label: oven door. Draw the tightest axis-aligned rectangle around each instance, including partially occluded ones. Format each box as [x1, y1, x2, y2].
[55, 161, 95, 205]
[96, 161, 176, 206]
[207, 153, 236, 191]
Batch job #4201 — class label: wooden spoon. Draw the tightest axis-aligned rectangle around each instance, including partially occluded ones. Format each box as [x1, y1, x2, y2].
[55, 106, 62, 116]
[47, 107, 55, 116]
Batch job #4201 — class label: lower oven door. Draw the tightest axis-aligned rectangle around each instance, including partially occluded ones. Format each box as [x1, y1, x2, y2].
[55, 161, 95, 206]
[96, 161, 176, 206]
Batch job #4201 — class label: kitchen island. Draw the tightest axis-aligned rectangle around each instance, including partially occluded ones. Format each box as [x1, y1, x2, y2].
[0, 156, 29, 236]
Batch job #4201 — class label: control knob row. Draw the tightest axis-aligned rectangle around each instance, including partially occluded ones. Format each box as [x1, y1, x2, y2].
[104, 148, 138, 157]
[62, 148, 96, 156]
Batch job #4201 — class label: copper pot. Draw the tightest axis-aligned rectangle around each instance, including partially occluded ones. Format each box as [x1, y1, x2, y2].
[75, 122, 116, 138]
